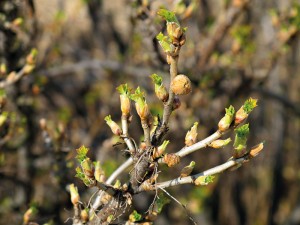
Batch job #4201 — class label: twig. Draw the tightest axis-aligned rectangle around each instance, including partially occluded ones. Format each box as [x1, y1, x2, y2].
[155, 157, 246, 189]
[121, 116, 136, 153]
[0, 66, 28, 88]
[158, 130, 223, 163]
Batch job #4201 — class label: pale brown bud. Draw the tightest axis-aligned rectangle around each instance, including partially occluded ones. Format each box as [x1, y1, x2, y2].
[164, 153, 180, 167]
[171, 74, 192, 95]
[70, 184, 80, 205]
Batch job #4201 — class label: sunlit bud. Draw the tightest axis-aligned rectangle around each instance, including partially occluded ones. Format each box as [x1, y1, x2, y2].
[185, 122, 198, 146]
[129, 210, 143, 222]
[171, 74, 192, 95]
[139, 142, 147, 152]
[26, 48, 38, 65]
[104, 115, 122, 136]
[180, 161, 195, 178]
[116, 84, 131, 117]
[107, 215, 114, 223]
[172, 96, 181, 110]
[6, 71, 16, 82]
[81, 208, 89, 223]
[164, 153, 180, 167]
[69, 184, 80, 205]
[218, 105, 235, 131]
[39, 118, 47, 130]
[166, 55, 172, 64]
[209, 138, 231, 149]
[94, 161, 105, 183]
[23, 64, 35, 74]
[150, 74, 169, 102]
[113, 180, 121, 189]
[130, 87, 150, 120]
[0, 63, 6, 76]
[194, 175, 215, 186]
[81, 158, 94, 178]
[156, 32, 175, 54]
[233, 124, 249, 158]
[235, 98, 258, 125]
[23, 206, 37, 224]
[153, 140, 169, 158]
[249, 142, 264, 159]
[167, 22, 183, 41]
[12, 17, 23, 27]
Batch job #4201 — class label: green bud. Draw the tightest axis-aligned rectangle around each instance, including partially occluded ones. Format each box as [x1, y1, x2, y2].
[218, 105, 235, 131]
[104, 115, 122, 135]
[153, 140, 169, 158]
[150, 74, 169, 102]
[156, 32, 175, 54]
[116, 84, 131, 117]
[233, 124, 250, 158]
[209, 138, 232, 148]
[194, 175, 215, 186]
[69, 184, 80, 205]
[185, 122, 198, 146]
[235, 98, 258, 125]
[81, 158, 94, 178]
[130, 87, 150, 120]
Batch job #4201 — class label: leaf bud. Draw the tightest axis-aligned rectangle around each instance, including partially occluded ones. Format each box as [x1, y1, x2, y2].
[23, 206, 37, 224]
[218, 105, 235, 131]
[233, 124, 250, 158]
[209, 138, 231, 149]
[81, 158, 94, 178]
[81, 208, 89, 223]
[153, 140, 169, 158]
[116, 84, 131, 117]
[0, 63, 6, 76]
[249, 142, 264, 158]
[164, 153, 180, 167]
[69, 184, 80, 205]
[194, 175, 215, 186]
[235, 98, 258, 126]
[171, 74, 192, 95]
[26, 48, 38, 65]
[130, 87, 150, 120]
[150, 74, 169, 102]
[185, 122, 198, 146]
[104, 115, 122, 136]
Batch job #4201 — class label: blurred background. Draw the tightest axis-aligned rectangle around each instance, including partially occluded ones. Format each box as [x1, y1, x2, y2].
[0, 0, 299, 224]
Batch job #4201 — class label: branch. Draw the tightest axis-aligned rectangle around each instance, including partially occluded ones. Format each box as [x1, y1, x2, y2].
[121, 116, 136, 153]
[0, 66, 29, 88]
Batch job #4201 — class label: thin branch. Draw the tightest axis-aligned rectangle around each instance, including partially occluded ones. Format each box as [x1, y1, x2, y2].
[121, 116, 136, 153]
[155, 157, 246, 190]
[0, 66, 28, 88]
[157, 130, 223, 163]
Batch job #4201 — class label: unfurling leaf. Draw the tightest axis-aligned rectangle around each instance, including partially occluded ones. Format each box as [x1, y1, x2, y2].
[194, 175, 215, 186]
[218, 105, 235, 131]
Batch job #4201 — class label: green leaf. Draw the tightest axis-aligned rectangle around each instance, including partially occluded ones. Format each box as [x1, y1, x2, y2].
[75, 145, 89, 163]
[116, 83, 131, 96]
[157, 9, 179, 24]
[156, 192, 171, 213]
[150, 74, 163, 86]
[129, 210, 142, 222]
[243, 98, 258, 114]
[225, 105, 235, 117]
